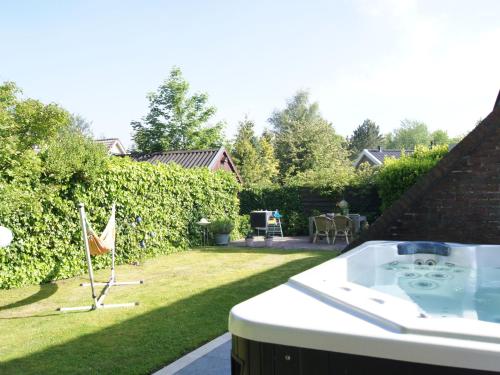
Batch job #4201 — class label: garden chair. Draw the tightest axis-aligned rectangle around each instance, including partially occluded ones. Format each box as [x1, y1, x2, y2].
[58, 203, 143, 312]
[313, 216, 335, 244]
[333, 215, 353, 245]
[266, 210, 284, 237]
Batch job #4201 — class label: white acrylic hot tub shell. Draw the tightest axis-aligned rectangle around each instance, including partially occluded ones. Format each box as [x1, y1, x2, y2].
[228, 241, 500, 372]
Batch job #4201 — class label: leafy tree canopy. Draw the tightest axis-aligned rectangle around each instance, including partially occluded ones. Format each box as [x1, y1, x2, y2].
[257, 130, 279, 186]
[132, 67, 224, 153]
[385, 119, 431, 149]
[231, 117, 261, 185]
[231, 118, 278, 186]
[269, 90, 348, 182]
[0, 82, 70, 183]
[348, 119, 384, 158]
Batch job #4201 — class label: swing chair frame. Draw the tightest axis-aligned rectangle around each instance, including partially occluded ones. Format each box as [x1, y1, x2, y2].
[58, 203, 143, 312]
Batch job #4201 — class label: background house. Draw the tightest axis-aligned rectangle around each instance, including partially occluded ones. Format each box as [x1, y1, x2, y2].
[95, 138, 127, 155]
[353, 146, 414, 168]
[132, 147, 242, 183]
[347, 90, 500, 248]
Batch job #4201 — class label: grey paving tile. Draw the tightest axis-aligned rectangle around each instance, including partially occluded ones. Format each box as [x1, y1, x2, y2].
[175, 341, 231, 375]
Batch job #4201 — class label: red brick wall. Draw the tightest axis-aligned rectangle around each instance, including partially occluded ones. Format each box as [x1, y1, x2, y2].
[348, 104, 500, 247]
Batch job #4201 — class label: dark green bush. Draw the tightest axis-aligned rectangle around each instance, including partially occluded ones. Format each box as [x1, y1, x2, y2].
[375, 145, 448, 210]
[240, 175, 380, 236]
[240, 185, 306, 235]
[209, 218, 234, 234]
[0, 158, 240, 289]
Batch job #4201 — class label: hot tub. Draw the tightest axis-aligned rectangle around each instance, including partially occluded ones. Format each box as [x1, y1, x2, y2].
[229, 241, 500, 374]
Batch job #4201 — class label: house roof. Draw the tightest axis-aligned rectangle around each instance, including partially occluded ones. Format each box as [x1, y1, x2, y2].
[131, 147, 242, 183]
[353, 148, 414, 167]
[132, 148, 221, 168]
[95, 138, 127, 155]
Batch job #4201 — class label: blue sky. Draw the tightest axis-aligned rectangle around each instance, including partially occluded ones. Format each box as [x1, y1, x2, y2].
[1, 0, 499, 148]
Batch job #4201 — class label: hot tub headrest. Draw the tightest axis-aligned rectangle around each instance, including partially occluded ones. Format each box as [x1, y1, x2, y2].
[397, 241, 450, 256]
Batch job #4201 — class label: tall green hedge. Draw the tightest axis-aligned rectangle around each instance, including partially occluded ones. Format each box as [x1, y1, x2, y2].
[240, 180, 380, 235]
[375, 145, 448, 209]
[240, 186, 305, 235]
[0, 158, 240, 289]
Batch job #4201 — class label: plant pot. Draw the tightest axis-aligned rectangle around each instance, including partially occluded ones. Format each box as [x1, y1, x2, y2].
[264, 237, 273, 247]
[215, 233, 230, 246]
[245, 238, 254, 247]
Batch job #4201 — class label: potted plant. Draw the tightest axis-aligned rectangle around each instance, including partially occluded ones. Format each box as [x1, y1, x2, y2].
[245, 232, 254, 247]
[209, 218, 234, 246]
[264, 233, 273, 247]
[337, 199, 349, 216]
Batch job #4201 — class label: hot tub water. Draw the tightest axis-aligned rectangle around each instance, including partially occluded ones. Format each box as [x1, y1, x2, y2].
[351, 261, 500, 324]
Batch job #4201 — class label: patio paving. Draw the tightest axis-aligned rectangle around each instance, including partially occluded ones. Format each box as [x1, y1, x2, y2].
[231, 235, 347, 251]
[154, 333, 231, 375]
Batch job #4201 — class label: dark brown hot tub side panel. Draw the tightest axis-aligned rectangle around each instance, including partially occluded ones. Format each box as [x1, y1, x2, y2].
[231, 335, 499, 375]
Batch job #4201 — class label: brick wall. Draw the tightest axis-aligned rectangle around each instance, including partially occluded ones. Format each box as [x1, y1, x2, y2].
[348, 94, 500, 248]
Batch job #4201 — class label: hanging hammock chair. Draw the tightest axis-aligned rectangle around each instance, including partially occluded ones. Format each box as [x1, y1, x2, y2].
[58, 203, 143, 312]
[86, 207, 116, 256]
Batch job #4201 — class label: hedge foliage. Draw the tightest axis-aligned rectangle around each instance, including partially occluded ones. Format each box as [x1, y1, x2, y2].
[375, 145, 448, 209]
[240, 168, 380, 235]
[0, 158, 240, 289]
[240, 185, 305, 235]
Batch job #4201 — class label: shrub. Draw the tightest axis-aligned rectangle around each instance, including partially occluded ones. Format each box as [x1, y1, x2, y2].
[209, 218, 234, 234]
[376, 145, 448, 210]
[233, 214, 250, 239]
[0, 158, 240, 289]
[240, 185, 305, 235]
[240, 171, 381, 235]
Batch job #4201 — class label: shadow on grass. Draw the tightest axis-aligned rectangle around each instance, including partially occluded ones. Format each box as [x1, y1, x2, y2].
[0, 283, 58, 312]
[0, 253, 332, 375]
[195, 246, 336, 255]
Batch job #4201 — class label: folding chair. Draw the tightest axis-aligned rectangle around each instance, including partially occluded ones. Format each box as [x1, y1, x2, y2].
[58, 203, 143, 312]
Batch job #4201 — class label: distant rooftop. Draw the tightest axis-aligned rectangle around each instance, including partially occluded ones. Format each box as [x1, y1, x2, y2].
[366, 148, 414, 164]
[132, 148, 221, 168]
[95, 138, 127, 155]
[353, 147, 414, 167]
[131, 147, 242, 182]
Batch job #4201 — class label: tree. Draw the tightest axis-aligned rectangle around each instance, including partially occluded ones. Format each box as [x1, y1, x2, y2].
[69, 114, 93, 137]
[257, 130, 279, 186]
[41, 127, 108, 184]
[348, 119, 384, 157]
[231, 117, 261, 185]
[430, 129, 450, 145]
[385, 119, 431, 149]
[0, 81, 70, 183]
[231, 119, 279, 186]
[269, 90, 348, 181]
[131, 67, 224, 153]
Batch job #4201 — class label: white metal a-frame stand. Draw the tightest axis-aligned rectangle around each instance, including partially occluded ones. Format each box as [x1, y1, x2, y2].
[58, 203, 143, 312]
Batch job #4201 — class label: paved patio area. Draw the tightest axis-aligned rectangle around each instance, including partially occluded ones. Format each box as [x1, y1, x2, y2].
[154, 333, 231, 375]
[231, 235, 347, 251]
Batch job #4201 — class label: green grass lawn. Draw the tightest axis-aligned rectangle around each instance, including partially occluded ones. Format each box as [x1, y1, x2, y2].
[0, 247, 336, 374]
